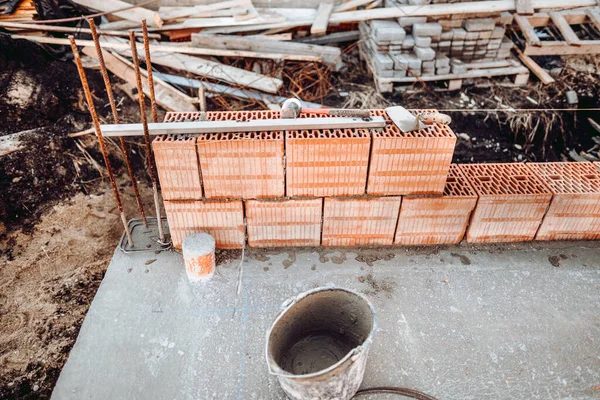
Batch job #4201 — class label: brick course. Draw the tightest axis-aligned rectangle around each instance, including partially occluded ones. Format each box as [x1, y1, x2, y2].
[322, 196, 401, 246]
[246, 198, 323, 247]
[528, 162, 600, 240]
[164, 200, 245, 249]
[395, 164, 477, 245]
[460, 163, 552, 243]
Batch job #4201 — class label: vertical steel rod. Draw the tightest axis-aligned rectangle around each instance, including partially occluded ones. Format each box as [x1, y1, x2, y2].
[88, 19, 148, 227]
[141, 20, 159, 124]
[69, 35, 134, 247]
[129, 30, 166, 243]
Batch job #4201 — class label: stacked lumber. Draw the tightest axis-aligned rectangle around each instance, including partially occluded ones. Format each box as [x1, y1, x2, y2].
[0, 0, 36, 22]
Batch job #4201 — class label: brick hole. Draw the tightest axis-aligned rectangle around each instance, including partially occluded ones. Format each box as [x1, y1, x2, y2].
[584, 174, 599, 180]
[513, 175, 527, 181]
[478, 176, 491, 182]
[548, 175, 562, 181]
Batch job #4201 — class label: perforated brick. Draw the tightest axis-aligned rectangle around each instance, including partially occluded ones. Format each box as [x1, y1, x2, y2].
[246, 198, 322, 247]
[152, 135, 202, 200]
[322, 196, 401, 247]
[197, 131, 284, 199]
[395, 164, 478, 245]
[460, 163, 552, 243]
[367, 109, 456, 195]
[528, 162, 600, 240]
[286, 128, 371, 197]
[164, 110, 280, 122]
[164, 200, 245, 249]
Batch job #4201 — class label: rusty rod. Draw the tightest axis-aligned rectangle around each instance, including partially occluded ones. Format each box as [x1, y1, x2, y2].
[129, 30, 165, 243]
[89, 19, 148, 228]
[69, 35, 134, 247]
[141, 20, 159, 124]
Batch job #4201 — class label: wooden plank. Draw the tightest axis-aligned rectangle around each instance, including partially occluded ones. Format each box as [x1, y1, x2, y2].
[516, 0, 534, 15]
[550, 11, 582, 46]
[585, 8, 600, 32]
[191, 33, 340, 65]
[157, 12, 286, 31]
[515, 49, 555, 84]
[524, 40, 600, 55]
[10, 34, 321, 62]
[311, 0, 334, 36]
[527, 10, 589, 27]
[0, 21, 160, 38]
[295, 30, 359, 45]
[99, 117, 387, 137]
[159, 0, 250, 21]
[81, 47, 196, 112]
[71, 0, 162, 27]
[334, 0, 374, 12]
[514, 15, 541, 46]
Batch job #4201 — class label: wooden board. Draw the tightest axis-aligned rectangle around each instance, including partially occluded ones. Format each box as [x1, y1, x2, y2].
[524, 40, 600, 55]
[549, 11, 581, 46]
[516, 0, 534, 15]
[514, 14, 541, 46]
[71, 0, 162, 27]
[190, 33, 340, 65]
[159, 0, 250, 21]
[516, 50, 555, 84]
[99, 117, 387, 137]
[311, 0, 335, 36]
[82, 47, 196, 112]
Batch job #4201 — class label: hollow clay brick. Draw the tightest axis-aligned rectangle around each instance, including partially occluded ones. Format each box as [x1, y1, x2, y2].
[164, 110, 280, 123]
[528, 162, 600, 240]
[367, 109, 456, 195]
[197, 131, 284, 199]
[286, 129, 371, 197]
[152, 135, 202, 200]
[395, 164, 478, 245]
[460, 163, 552, 243]
[164, 200, 245, 249]
[245, 198, 323, 247]
[322, 196, 402, 247]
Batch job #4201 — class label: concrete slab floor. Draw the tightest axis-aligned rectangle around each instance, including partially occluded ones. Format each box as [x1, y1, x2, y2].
[52, 238, 600, 400]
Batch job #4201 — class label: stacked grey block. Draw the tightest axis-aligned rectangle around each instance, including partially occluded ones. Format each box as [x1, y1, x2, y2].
[360, 17, 514, 79]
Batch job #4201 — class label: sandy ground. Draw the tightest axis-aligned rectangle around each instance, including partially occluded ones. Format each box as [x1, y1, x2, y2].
[0, 179, 155, 398]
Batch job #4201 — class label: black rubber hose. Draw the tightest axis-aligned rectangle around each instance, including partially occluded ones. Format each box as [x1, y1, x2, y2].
[354, 386, 439, 400]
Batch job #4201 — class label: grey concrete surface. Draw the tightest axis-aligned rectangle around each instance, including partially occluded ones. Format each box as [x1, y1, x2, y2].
[52, 239, 600, 400]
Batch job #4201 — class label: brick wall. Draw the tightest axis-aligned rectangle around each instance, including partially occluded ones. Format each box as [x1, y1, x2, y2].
[152, 135, 202, 200]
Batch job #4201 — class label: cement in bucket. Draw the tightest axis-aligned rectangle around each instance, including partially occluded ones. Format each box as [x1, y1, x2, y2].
[266, 287, 377, 400]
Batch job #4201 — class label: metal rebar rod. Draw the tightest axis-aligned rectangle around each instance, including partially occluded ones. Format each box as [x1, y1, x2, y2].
[69, 35, 134, 247]
[89, 18, 148, 228]
[141, 20, 159, 124]
[129, 30, 166, 243]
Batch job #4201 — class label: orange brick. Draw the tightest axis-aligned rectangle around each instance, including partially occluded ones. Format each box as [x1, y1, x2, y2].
[246, 198, 322, 247]
[395, 164, 478, 245]
[286, 129, 371, 197]
[152, 135, 202, 200]
[367, 109, 456, 195]
[164, 110, 280, 122]
[197, 131, 284, 199]
[164, 200, 245, 249]
[528, 162, 600, 240]
[322, 197, 401, 246]
[460, 163, 552, 243]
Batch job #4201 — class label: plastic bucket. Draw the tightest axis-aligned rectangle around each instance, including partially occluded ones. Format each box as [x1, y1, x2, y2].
[265, 287, 377, 400]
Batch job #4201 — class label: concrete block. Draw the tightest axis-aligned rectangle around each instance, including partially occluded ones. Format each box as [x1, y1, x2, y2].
[478, 30, 493, 39]
[408, 68, 422, 77]
[164, 200, 245, 249]
[465, 31, 479, 40]
[451, 59, 467, 74]
[422, 68, 435, 76]
[153, 135, 202, 201]
[437, 65, 451, 75]
[452, 40, 465, 47]
[374, 52, 394, 71]
[197, 131, 285, 199]
[246, 198, 322, 247]
[439, 40, 451, 47]
[422, 60, 435, 69]
[393, 69, 408, 78]
[286, 128, 371, 197]
[430, 43, 439, 50]
[414, 36, 432, 47]
[414, 46, 436, 61]
[500, 38, 514, 49]
[408, 0, 429, 4]
[477, 38, 489, 45]
[452, 28, 467, 40]
[367, 109, 456, 196]
[397, 16, 427, 28]
[440, 30, 454, 41]
[404, 53, 422, 69]
[390, 52, 409, 70]
[464, 40, 477, 46]
[463, 18, 496, 32]
[322, 197, 402, 246]
[491, 26, 505, 39]
[395, 165, 477, 245]
[402, 34, 415, 49]
[371, 20, 406, 42]
[412, 22, 442, 37]
[435, 53, 450, 68]
[460, 163, 552, 243]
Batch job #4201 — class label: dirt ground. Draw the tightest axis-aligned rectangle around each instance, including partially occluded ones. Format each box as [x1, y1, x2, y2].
[1, 35, 599, 399]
